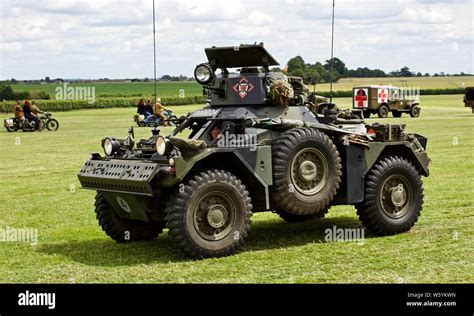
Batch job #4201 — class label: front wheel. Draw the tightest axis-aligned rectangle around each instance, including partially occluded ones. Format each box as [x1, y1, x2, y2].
[378, 105, 389, 118]
[165, 169, 253, 258]
[355, 156, 424, 236]
[410, 106, 421, 118]
[168, 115, 178, 126]
[95, 193, 165, 242]
[46, 118, 59, 131]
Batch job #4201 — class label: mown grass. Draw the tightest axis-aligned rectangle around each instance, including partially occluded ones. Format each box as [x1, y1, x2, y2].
[0, 95, 472, 283]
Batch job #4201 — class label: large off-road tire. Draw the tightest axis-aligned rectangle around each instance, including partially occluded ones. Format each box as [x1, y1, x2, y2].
[378, 105, 389, 118]
[95, 193, 165, 242]
[392, 111, 402, 118]
[271, 128, 342, 216]
[410, 105, 421, 118]
[165, 169, 252, 258]
[355, 156, 424, 236]
[363, 110, 371, 119]
[46, 118, 59, 131]
[276, 208, 329, 223]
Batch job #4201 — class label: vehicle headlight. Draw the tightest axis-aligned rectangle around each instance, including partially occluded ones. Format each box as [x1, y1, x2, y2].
[102, 137, 120, 156]
[156, 136, 173, 156]
[194, 63, 213, 85]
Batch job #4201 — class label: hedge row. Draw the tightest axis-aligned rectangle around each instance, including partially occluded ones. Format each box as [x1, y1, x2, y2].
[0, 96, 207, 113]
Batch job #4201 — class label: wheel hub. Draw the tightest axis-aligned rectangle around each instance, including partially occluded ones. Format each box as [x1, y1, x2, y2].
[207, 204, 227, 228]
[299, 160, 317, 181]
[390, 184, 406, 207]
[290, 148, 328, 195]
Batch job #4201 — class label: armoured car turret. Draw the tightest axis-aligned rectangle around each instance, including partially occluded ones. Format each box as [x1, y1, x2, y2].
[78, 43, 431, 258]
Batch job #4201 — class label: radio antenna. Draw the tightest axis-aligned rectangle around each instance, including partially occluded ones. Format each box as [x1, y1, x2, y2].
[329, 0, 335, 103]
[152, 0, 157, 101]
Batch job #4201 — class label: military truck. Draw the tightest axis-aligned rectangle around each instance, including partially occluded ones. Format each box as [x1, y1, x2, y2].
[78, 44, 431, 258]
[464, 87, 474, 113]
[353, 85, 421, 118]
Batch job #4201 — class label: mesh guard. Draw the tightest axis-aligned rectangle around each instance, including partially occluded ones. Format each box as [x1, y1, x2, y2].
[77, 160, 161, 196]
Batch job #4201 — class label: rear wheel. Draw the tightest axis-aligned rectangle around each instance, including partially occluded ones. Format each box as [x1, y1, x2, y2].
[392, 111, 402, 118]
[410, 105, 421, 118]
[378, 105, 389, 118]
[95, 193, 165, 242]
[356, 156, 424, 236]
[363, 110, 371, 118]
[165, 169, 252, 258]
[5, 123, 17, 132]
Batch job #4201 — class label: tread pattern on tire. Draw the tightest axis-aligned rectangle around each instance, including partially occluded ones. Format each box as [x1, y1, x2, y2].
[95, 193, 164, 242]
[271, 128, 342, 216]
[355, 156, 424, 236]
[165, 169, 252, 258]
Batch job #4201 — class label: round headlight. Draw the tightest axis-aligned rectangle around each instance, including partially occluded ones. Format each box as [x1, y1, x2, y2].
[156, 136, 173, 156]
[194, 63, 213, 84]
[103, 137, 120, 156]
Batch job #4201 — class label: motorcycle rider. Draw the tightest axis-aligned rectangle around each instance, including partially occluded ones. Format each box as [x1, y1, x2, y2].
[22, 100, 41, 130]
[14, 100, 24, 120]
[145, 98, 153, 117]
[154, 97, 169, 126]
[31, 101, 45, 116]
[136, 98, 146, 116]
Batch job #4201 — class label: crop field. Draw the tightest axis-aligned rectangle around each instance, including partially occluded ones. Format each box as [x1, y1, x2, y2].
[0, 95, 472, 283]
[11, 81, 203, 99]
[10, 75, 474, 99]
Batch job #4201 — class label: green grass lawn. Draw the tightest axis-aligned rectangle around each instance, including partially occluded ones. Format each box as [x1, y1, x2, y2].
[0, 95, 472, 283]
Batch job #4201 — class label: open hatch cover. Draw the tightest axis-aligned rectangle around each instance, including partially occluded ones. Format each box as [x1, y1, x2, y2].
[205, 43, 279, 68]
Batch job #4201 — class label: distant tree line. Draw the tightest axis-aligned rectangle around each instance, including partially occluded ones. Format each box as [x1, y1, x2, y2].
[275, 56, 472, 84]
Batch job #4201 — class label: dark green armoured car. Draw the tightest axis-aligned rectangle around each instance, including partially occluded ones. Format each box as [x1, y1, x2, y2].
[78, 43, 431, 258]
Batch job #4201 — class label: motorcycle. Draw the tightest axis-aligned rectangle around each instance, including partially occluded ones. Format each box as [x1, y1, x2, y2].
[4, 113, 59, 132]
[134, 109, 178, 127]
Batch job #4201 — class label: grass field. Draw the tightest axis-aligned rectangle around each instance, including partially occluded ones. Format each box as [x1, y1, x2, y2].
[10, 76, 474, 99]
[11, 81, 204, 99]
[0, 95, 472, 283]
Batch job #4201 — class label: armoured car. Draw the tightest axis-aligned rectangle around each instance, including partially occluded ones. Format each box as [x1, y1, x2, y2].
[78, 44, 431, 258]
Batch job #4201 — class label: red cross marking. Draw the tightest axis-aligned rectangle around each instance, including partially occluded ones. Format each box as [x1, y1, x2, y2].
[378, 89, 387, 103]
[355, 89, 367, 107]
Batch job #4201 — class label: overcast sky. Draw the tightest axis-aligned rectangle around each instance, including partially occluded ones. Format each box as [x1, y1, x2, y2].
[0, 0, 472, 80]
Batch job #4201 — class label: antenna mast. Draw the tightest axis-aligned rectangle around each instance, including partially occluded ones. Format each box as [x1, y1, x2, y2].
[329, 0, 335, 103]
[152, 0, 157, 101]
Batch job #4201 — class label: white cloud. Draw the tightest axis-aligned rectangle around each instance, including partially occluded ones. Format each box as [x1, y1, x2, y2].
[0, 0, 472, 79]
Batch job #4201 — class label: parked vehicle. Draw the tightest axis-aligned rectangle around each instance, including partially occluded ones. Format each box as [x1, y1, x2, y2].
[352, 85, 421, 118]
